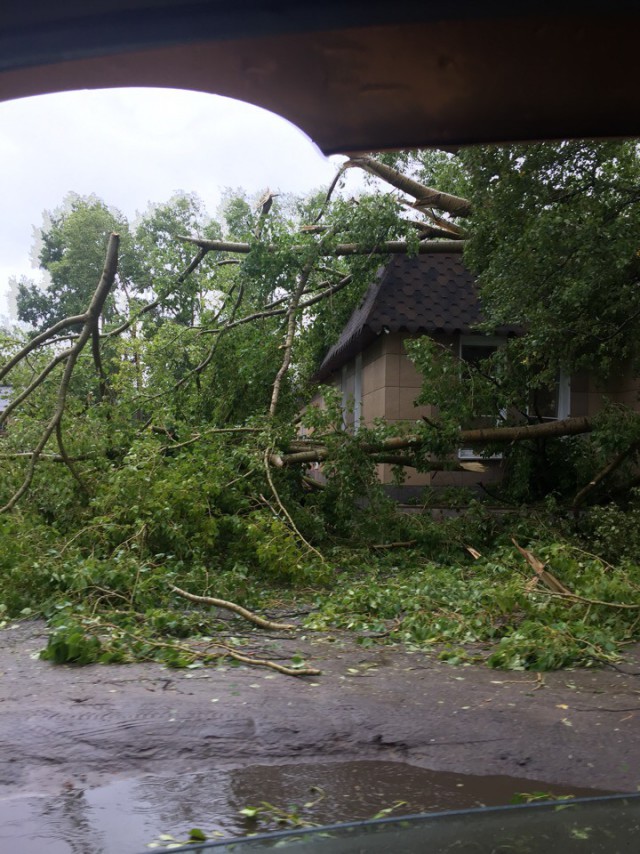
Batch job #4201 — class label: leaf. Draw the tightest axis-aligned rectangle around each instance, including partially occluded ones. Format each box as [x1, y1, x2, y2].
[240, 807, 262, 818]
[371, 801, 408, 820]
[188, 828, 207, 841]
[570, 827, 592, 840]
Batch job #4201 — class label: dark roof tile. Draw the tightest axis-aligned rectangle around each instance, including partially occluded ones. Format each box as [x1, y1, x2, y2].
[313, 254, 519, 382]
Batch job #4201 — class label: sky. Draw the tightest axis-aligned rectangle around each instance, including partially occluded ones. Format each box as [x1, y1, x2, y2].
[0, 87, 354, 321]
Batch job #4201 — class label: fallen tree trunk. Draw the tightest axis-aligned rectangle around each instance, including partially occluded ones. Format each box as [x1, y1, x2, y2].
[274, 416, 594, 466]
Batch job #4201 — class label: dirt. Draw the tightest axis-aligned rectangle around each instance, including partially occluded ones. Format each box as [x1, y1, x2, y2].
[0, 620, 639, 850]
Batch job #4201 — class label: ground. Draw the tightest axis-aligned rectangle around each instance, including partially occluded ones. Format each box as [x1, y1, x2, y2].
[0, 621, 638, 851]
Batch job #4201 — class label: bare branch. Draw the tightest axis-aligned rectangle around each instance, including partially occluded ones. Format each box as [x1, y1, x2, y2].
[0, 313, 86, 384]
[103, 247, 209, 339]
[312, 162, 349, 225]
[55, 421, 89, 493]
[170, 584, 296, 630]
[270, 261, 314, 417]
[0, 348, 72, 429]
[0, 233, 120, 513]
[572, 441, 640, 508]
[263, 451, 326, 563]
[345, 155, 472, 217]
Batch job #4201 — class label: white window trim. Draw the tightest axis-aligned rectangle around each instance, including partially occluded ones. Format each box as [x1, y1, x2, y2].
[458, 334, 505, 461]
[528, 368, 571, 421]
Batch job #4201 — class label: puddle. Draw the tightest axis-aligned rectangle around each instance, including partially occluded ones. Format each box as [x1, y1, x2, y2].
[0, 761, 616, 854]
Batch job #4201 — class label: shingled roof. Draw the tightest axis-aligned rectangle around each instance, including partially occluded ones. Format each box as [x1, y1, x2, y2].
[313, 253, 518, 382]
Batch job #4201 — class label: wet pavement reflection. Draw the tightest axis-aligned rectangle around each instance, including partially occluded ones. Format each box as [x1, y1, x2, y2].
[0, 760, 616, 853]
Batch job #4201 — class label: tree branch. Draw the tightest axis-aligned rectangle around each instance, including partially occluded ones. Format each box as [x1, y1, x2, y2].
[170, 584, 296, 630]
[345, 155, 472, 217]
[275, 416, 595, 466]
[0, 233, 120, 513]
[572, 441, 640, 508]
[178, 235, 465, 256]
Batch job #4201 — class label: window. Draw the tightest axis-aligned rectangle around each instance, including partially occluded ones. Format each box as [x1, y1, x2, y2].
[529, 369, 571, 421]
[340, 354, 362, 431]
[458, 335, 505, 460]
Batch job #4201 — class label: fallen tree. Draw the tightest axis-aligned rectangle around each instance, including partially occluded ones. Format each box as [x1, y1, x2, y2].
[271, 415, 595, 467]
[1, 146, 640, 674]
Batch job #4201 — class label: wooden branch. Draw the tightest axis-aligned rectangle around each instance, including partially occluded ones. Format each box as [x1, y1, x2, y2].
[100, 622, 320, 676]
[371, 453, 487, 472]
[0, 313, 86, 384]
[513, 539, 572, 595]
[103, 246, 209, 339]
[178, 235, 465, 256]
[371, 540, 417, 550]
[0, 452, 95, 461]
[312, 162, 349, 225]
[55, 421, 88, 492]
[197, 274, 353, 341]
[0, 348, 72, 428]
[573, 441, 640, 508]
[276, 416, 595, 466]
[458, 415, 593, 445]
[270, 260, 314, 416]
[297, 274, 353, 310]
[138, 284, 245, 406]
[170, 584, 296, 631]
[420, 208, 469, 238]
[211, 644, 321, 677]
[345, 155, 472, 217]
[0, 234, 120, 513]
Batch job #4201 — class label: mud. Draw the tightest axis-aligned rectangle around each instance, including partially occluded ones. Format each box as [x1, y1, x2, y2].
[0, 620, 638, 851]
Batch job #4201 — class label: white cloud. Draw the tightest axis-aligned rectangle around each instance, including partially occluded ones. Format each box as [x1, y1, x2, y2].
[0, 87, 357, 315]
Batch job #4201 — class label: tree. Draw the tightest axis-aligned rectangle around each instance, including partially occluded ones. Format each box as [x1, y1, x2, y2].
[9, 147, 640, 509]
[16, 194, 133, 331]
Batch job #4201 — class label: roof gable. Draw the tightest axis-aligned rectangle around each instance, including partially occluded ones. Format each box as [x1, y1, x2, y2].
[314, 254, 516, 381]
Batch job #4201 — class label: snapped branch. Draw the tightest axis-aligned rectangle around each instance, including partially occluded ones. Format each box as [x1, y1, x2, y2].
[0, 233, 120, 513]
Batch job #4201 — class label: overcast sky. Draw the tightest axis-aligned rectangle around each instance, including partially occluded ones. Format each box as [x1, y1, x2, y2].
[0, 87, 354, 321]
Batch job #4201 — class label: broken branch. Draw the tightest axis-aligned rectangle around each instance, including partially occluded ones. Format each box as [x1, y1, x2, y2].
[170, 584, 296, 631]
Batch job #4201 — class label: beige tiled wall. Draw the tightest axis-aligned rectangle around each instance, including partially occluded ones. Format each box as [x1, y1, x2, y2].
[314, 335, 640, 492]
[570, 366, 640, 417]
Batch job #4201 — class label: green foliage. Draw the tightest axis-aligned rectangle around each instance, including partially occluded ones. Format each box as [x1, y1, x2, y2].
[580, 490, 640, 563]
[307, 528, 640, 670]
[17, 194, 134, 330]
[4, 153, 640, 678]
[463, 141, 640, 378]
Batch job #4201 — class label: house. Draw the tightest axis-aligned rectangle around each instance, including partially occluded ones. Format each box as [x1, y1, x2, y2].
[311, 254, 640, 497]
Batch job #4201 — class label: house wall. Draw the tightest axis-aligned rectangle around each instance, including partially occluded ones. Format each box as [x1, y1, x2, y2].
[311, 336, 640, 498]
[570, 366, 640, 416]
[358, 331, 504, 491]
